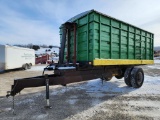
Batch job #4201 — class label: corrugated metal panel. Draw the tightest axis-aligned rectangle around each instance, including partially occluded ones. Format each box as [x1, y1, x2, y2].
[60, 10, 154, 64]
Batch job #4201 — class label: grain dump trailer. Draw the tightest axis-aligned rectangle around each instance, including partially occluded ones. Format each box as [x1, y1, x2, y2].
[0, 45, 35, 71]
[7, 10, 154, 108]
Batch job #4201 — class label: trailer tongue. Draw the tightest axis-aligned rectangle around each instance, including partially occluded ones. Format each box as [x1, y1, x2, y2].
[6, 63, 110, 113]
[7, 64, 106, 97]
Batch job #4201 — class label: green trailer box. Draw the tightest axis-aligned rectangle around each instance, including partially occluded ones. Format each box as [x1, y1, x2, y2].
[60, 10, 154, 65]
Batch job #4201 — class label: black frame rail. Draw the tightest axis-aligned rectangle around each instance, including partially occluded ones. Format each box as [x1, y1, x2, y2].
[7, 66, 104, 97]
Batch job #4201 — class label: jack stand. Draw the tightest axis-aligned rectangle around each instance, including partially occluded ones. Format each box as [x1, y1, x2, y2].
[44, 74, 52, 109]
[12, 96, 16, 115]
[101, 76, 104, 85]
[6, 91, 16, 115]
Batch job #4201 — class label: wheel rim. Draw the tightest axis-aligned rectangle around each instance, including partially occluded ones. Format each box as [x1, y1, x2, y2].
[137, 72, 143, 85]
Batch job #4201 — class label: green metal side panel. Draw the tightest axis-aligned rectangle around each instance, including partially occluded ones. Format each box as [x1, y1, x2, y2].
[76, 13, 95, 61]
[60, 10, 154, 63]
[93, 12, 154, 60]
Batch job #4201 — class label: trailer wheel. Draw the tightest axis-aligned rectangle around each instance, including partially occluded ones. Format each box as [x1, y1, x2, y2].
[103, 76, 112, 81]
[124, 67, 133, 87]
[115, 74, 124, 79]
[23, 64, 28, 70]
[27, 64, 31, 69]
[131, 67, 144, 88]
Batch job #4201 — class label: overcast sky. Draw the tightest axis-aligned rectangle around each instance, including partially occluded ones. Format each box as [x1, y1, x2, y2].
[0, 0, 160, 46]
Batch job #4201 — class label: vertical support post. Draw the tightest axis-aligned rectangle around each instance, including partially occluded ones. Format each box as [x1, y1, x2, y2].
[73, 23, 77, 65]
[110, 20, 112, 59]
[152, 34, 154, 60]
[145, 36, 147, 59]
[66, 29, 70, 63]
[45, 74, 52, 109]
[140, 30, 142, 60]
[127, 26, 129, 59]
[99, 15, 101, 58]
[87, 14, 89, 61]
[92, 13, 95, 60]
[119, 23, 122, 59]
[134, 30, 136, 59]
[59, 25, 67, 64]
[150, 34, 152, 60]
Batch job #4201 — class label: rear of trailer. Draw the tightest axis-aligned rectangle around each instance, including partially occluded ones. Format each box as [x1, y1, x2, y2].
[0, 45, 35, 71]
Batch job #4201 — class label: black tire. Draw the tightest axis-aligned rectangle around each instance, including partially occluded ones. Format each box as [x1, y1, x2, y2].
[115, 75, 123, 79]
[131, 67, 144, 88]
[124, 67, 133, 87]
[23, 64, 28, 70]
[103, 76, 112, 81]
[115, 68, 125, 79]
[27, 64, 31, 69]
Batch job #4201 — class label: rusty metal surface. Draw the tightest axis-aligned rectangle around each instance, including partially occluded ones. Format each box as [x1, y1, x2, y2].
[9, 67, 104, 96]
[73, 23, 77, 65]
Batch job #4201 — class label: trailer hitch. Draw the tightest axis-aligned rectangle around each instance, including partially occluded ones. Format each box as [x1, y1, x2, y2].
[6, 64, 105, 114]
[6, 74, 54, 114]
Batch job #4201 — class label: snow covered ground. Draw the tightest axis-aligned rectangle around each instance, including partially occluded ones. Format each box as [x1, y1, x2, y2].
[147, 64, 160, 69]
[0, 63, 160, 119]
[26, 65, 46, 71]
[146, 59, 160, 69]
[49, 75, 160, 97]
[35, 47, 59, 55]
[154, 59, 160, 63]
[154, 56, 160, 59]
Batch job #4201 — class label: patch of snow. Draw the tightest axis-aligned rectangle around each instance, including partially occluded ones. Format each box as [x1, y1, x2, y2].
[91, 99, 101, 106]
[80, 75, 160, 96]
[16, 99, 34, 105]
[58, 67, 76, 70]
[26, 66, 46, 71]
[154, 60, 160, 63]
[32, 114, 48, 119]
[84, 78, 132, 94]
[51, 88, 67, 95]
[4, 108, 12, 112]
[35, 47, 59, 55]
[32, 73, 160, 104]
[0, 108, 12, 113]
[88, 92, 106, 98]
[128, 75, 160, 95]
[144, 75, 160, 84]
[67, 99, 77, 105]
[154, 56, 160, 59]
[147, 65, 160, 69]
